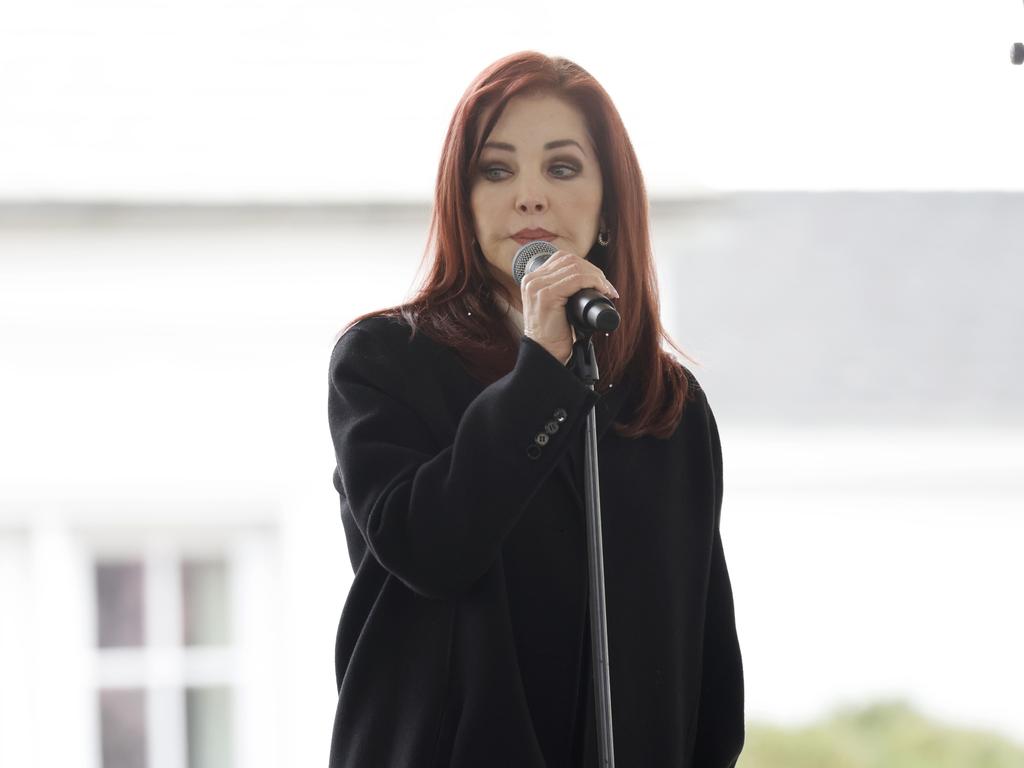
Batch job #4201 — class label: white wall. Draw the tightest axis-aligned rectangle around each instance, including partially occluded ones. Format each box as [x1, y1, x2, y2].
[2, 201, 1023, 767]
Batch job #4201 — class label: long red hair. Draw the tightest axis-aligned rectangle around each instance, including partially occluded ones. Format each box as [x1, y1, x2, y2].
[340, 51, 701, 439]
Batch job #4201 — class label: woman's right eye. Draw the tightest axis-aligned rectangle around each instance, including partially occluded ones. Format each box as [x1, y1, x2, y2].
[482, 166, 509, 180]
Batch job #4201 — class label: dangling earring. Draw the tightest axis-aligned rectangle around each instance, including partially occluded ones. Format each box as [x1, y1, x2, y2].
[597, 227, 610, 247]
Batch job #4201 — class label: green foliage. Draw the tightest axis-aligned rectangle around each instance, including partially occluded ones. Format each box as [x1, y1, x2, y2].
[738, 699, 1024, 768]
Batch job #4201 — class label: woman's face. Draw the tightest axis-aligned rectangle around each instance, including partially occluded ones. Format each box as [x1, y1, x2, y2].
[469, 93, 604, 309]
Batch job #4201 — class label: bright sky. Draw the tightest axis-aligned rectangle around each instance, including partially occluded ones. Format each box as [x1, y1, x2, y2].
[1, 0, 1021, 200]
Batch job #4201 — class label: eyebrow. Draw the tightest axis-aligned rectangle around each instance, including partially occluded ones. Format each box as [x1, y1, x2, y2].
[482, 139, 585, 154]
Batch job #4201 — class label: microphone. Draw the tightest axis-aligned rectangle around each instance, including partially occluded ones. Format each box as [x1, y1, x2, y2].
[512, 240, 621, 333]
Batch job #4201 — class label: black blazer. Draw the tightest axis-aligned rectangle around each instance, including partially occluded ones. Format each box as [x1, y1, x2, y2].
[326, 314, 744, 768]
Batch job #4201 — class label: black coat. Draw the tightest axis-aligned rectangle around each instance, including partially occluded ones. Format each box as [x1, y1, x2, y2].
[326, 314, 744, 768]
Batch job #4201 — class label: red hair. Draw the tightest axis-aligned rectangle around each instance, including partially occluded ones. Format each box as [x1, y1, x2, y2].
[340, 51, 701, 439]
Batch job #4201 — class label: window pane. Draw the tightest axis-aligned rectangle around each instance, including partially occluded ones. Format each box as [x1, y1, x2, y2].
[95, 560, 145, 648]
[185, 686, 232, 768]
[99, 687, 147, 768]
[181, 557, 229, 646]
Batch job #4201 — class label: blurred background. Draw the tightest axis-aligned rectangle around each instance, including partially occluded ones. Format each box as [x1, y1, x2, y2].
[2, 0, 1023, 766]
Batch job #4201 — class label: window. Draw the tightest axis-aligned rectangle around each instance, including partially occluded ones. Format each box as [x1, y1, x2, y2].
[93, 549, 235, 768]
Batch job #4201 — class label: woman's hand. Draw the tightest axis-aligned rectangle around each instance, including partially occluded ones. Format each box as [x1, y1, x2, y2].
[521, 250, 619, 363]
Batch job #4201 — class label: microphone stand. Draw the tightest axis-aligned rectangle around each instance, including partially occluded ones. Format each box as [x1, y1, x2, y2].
[567, 328, 616, 767]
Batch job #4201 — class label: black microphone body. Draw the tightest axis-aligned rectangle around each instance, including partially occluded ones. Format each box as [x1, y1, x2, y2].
[511, 240, 621, 333]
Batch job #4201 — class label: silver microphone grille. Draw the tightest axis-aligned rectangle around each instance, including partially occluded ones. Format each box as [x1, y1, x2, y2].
[512, 240, 559, 284]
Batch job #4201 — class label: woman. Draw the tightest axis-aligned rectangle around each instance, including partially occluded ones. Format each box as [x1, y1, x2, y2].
[326, 51, 744, 768]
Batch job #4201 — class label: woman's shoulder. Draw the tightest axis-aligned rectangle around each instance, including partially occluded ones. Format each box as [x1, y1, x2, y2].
[676, 361, 702, 396]
[328, 313, 427, 412]
[335, 311, 410, 343]
[331, 313, 415, 362]
[328, 312, 462, 398]
[676, 364, 719, 457]
[659, 357, 707, 414]
[661, 359, 714, 442]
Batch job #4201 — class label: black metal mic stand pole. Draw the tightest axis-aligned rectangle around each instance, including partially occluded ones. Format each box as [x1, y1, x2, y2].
[568, 328, 616, 767]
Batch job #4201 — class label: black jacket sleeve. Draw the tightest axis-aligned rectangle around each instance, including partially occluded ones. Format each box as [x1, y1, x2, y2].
[691, 397, 746, 767]
[328, 322, 600, 600]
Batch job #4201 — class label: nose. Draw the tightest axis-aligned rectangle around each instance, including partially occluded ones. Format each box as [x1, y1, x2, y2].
[516, 175, 547, 214]
[517, 197, 547, 214]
